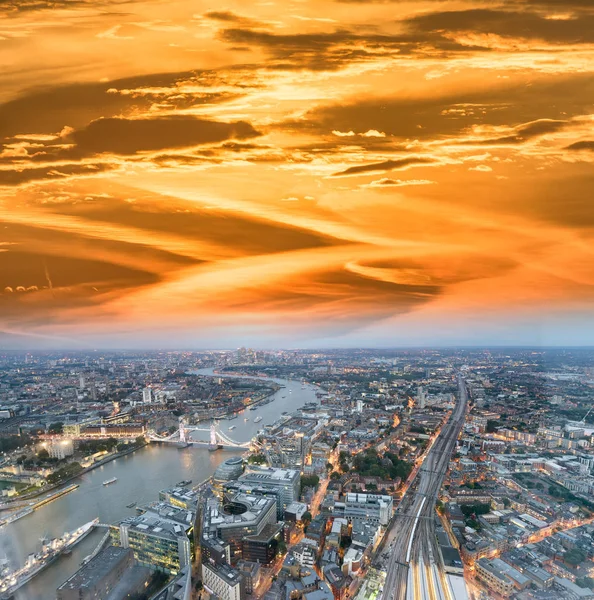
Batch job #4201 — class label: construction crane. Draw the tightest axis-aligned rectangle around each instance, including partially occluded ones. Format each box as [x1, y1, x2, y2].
[581, 405, 594, 425]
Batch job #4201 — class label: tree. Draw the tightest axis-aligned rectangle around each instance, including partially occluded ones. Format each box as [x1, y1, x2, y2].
[248, 453, 267, 465]
[486, 420, 499, 434]
[576, 577, 594, 589]
[326, 462, 334, 471]
[277, 540, 287, 555]
[301, 474, 320, 493]
[330, 471, 341, 480]
[37, 448, 49, 459]
[564, 549, 586, 567]
[460, 503, 490, 517]
[48, 422, 64, 434]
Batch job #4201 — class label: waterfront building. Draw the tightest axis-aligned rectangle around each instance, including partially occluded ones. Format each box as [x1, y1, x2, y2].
[240, 466, 300, 510]
[56, 547, 150, 600]
[159, 486, 199, 510]
[202, 562, 246, 600]
[213, 457, 244, 494]
[118, 508, 193, 574]
[82, 423, 145, 438]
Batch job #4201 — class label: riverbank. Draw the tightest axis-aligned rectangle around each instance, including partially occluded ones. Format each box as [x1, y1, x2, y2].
[187, 371, 280, 423]
[0, 442, 147, 510]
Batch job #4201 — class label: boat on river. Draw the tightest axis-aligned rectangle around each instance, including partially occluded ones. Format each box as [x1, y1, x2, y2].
[102, 477, 117, 486]
[0, 519, 98, 598]
[0, 506, 33, 528]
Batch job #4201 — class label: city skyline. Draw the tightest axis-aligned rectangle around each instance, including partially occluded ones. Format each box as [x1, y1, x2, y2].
[1, 0, 594, 348]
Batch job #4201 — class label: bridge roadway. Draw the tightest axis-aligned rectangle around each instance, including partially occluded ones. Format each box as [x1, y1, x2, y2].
[384, 376, 468, 600]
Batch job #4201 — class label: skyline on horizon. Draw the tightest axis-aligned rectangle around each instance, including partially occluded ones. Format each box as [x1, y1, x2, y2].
[1, 0, 594, 349]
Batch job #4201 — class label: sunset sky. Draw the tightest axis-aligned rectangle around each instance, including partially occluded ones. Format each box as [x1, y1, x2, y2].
[1, 0, 594, 349]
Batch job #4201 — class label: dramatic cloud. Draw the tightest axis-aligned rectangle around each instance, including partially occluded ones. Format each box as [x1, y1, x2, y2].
[0, 0, 593, 347]
[63, 116, 260, 156]
[332, 157, 436, 177]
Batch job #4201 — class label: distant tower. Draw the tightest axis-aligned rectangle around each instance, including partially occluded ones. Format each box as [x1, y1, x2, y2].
[417, 387, 426, 409]
[142, 388, 152, 404]
[79, 374, 85, 390]
[90, 382, 97, 402]
[179, 417, 187, 443]
[356, 399, 364, 413]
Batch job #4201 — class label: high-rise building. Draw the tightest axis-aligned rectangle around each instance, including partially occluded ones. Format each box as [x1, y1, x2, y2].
[142, 388, 152, 404]
[79, 374, 85, 390]
[417, 387, 426, 409]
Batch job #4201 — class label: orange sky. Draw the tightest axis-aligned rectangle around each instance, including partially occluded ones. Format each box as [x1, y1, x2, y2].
[1, 0, 593, 348]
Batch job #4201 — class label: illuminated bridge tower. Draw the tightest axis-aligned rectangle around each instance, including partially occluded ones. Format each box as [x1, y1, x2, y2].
[209, 423, 219, 451]
[179, 417, 187, 444]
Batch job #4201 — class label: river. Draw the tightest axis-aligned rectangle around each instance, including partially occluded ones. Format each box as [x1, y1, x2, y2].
[0, 369, 319, 599]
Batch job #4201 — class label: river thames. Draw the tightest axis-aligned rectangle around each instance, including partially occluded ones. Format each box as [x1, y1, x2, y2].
[0, 370, 319, 600]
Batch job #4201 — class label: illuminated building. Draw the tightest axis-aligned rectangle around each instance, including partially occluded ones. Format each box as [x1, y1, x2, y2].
[202, 562, 245, 600]
[47, 439, 74, 460]
[118, 508, 193, 574]
[240, 467, 300, 510]
[213, 457, 244, 495]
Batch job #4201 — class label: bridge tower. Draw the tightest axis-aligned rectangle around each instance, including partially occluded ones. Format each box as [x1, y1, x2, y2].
[208, 423, 219, 452]
[179, 417, 187, 444]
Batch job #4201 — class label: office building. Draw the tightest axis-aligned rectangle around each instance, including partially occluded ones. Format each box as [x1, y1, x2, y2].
[475, 558, 516, 597]
[202, 493, 277, 563]
[236, 561, 261, 594]
[334, 493, 393, 526]
[223, 480, 283, 519]
[143, 388, 152, 404]
[57, 547, 150, 600]
[213, 457, 244, 494]
[118, 506, 194, 574]
[159, 486, 199, 511]
[240, 467, 300, 510]
[242, 521, 284, 565]
[202, 562, 245, 600]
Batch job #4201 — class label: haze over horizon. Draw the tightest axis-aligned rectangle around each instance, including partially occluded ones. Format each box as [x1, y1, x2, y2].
[1, 0, 593, 349]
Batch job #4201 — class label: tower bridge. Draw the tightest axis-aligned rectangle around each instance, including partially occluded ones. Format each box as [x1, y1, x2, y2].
[147, 419, 252, 450]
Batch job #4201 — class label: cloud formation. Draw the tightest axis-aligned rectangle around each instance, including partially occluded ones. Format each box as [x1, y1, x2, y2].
[0, 0, 593, 347]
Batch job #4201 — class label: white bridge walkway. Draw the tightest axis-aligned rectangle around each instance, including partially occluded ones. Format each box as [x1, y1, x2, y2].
[147, 420, 251, 449]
